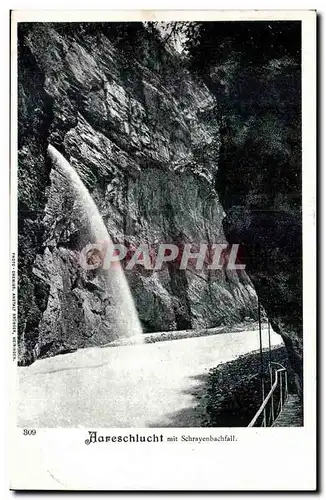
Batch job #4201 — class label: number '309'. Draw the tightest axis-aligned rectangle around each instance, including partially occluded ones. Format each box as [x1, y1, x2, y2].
[23, 429, 36, 436]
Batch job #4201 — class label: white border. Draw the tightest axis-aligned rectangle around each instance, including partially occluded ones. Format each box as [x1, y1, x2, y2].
[9, 10, 316, 491]
[11, 9, 315, 22]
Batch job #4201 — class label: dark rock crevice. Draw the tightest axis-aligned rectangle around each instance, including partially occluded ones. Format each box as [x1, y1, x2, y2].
[17, 25, 55, 365]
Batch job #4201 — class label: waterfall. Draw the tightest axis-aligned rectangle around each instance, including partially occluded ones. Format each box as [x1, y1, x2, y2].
[47, 144, 143, 343]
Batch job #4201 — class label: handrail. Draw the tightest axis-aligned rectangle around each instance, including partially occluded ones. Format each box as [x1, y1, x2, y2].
[248, 368, 286, 427]
[269, 361, 287, 370]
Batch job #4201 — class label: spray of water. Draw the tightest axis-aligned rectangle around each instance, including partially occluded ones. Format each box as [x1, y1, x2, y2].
[47, 144, 143, 343]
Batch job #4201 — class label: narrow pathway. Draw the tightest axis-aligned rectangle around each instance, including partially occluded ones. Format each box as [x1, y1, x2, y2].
[272, 394, 303, 427]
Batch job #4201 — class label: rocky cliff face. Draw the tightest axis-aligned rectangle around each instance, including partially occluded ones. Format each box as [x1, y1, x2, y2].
[18, 22, 257, 364]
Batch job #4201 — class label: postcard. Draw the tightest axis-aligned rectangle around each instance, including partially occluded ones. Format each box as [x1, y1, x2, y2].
[10, 9, 316, 491]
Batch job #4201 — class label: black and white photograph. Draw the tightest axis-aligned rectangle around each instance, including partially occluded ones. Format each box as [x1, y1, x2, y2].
[10, 9, 316, 491]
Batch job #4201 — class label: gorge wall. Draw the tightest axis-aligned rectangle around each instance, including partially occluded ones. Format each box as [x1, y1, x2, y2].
[185, 22, 303, 394]
[17, 22, 258, 365]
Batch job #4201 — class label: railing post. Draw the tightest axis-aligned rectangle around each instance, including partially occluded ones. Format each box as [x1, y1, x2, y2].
[262, 378, 267, 427]
[285, 371, 288, 399]
[268, 320, 272, 365]
[257, 298, 266, 427]
[270, 366, 275, 423]
[280, 371, 283, 410]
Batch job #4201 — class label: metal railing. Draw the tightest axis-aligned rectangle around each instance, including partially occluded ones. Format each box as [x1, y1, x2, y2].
[248, 362, 288, 427]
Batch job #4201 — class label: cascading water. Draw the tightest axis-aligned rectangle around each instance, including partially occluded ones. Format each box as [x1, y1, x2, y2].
[47, 144, 143, 343]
